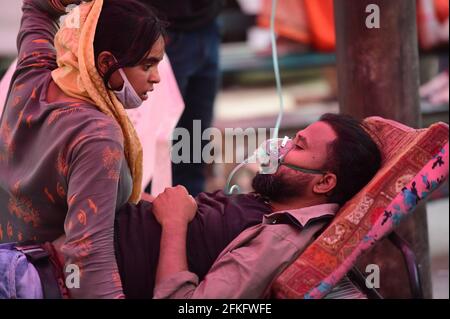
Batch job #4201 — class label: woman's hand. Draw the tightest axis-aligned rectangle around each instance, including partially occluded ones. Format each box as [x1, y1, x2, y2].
[152, 185, 197, 228]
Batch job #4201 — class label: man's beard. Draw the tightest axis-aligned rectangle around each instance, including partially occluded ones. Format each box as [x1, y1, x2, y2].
[251, 170, 314, 202]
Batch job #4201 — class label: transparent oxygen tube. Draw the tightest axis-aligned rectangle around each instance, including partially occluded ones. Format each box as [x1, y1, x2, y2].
[225, 0, 285, 195]
[225, 136, 291, 195]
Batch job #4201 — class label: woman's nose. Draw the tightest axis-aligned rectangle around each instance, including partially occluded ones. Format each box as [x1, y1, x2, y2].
[149, 68, 161, 84]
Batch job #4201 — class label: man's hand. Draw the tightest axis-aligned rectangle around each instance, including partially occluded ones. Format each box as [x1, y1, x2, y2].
[154, 186, 197, 285]
[141, 192, 155, 202]
[152, 185, 197, 228]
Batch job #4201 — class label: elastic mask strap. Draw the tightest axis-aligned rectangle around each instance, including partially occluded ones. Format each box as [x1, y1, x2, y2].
[280, 163, 327, 175]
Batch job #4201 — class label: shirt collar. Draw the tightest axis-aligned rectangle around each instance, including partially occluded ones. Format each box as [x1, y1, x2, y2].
[263, 203, 340, 228]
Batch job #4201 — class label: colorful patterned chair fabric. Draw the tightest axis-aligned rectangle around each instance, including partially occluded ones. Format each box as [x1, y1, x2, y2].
[272, 116, 449, 299]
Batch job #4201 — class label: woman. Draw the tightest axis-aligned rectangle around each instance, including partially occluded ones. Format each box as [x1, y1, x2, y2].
[0, 0, 165, 298]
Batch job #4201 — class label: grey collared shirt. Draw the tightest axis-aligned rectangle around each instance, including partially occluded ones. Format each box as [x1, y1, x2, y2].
[154, 203, 339, 299]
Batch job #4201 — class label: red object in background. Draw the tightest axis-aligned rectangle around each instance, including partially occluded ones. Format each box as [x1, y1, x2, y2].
[303, 0, 336, 52]
[434, 0, 449, 23]
[258, 0, 311, 45]
[258, 0, 335, 52]
[260, 0, 449, 52]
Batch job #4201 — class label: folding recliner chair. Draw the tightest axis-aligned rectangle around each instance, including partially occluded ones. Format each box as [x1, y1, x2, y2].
[271, 117, 449, 299]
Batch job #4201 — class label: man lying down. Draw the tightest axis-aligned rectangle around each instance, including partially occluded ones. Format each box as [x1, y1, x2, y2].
[115, 113, 382, 299]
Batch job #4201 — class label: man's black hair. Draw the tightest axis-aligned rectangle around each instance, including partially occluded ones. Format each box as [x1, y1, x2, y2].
[319, 113, 382, 206]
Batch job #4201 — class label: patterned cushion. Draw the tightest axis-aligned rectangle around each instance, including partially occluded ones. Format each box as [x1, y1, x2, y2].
[272, 117, 449, 298]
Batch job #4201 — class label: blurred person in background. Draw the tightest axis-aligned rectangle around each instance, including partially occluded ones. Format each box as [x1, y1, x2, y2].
[141, 0, 224, 197]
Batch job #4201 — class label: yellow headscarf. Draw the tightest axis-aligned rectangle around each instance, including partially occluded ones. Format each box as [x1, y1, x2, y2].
[51, 0, 142, 203]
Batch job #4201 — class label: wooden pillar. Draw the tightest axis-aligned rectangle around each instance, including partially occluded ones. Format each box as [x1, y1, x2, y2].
[334, 0, 432, 298]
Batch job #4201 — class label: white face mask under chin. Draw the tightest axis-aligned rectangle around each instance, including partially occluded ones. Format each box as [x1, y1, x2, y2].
[113, 68, 143, 109]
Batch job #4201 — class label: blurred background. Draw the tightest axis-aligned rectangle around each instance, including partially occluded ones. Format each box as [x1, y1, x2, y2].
[0, 0, 448, 298]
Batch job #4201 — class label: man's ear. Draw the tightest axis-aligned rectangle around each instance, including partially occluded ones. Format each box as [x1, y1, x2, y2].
[96, 51, 116, 77]
[312, 173, 337, 195]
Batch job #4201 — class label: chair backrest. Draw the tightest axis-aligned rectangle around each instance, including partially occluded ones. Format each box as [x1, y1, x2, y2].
[323, 274, 370, 299]
[272, 117, 449, 299]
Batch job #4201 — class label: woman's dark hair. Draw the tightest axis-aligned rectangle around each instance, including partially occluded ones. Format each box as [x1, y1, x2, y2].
[319, 113, 382, 206]
[93, 0, 167, 88]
